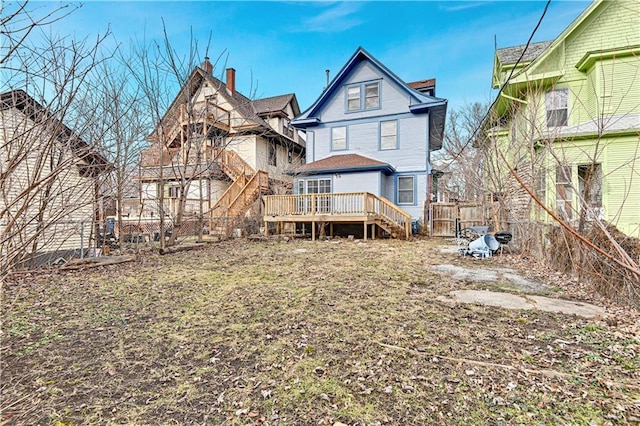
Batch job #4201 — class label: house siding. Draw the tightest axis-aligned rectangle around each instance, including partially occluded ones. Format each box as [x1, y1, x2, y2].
[487, 0, 640, 237]
[333, 171, 381, 195]
[1, 105, 98, 255]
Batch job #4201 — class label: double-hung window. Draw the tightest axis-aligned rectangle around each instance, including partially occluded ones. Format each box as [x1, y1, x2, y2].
[364, 82, 379, 109]
[331, 126, 347, 151]
[347, 86, 360, 111]
[546, 89, 568, 127]
[380, 120, 398, 150]
[346, 81, 380, 112]
[397, 176, 415, 205]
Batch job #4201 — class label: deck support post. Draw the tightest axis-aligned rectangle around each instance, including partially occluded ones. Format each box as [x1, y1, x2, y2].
[363, 222, 367, 241]
[312, 221, 316, 241]
[329, 223, 334, 237]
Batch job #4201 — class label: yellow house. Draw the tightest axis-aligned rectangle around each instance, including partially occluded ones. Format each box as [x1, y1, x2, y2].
[483, 0, 640, 237]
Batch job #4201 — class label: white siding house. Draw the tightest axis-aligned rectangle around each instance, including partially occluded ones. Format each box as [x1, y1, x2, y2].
[1, 90, 111, 268]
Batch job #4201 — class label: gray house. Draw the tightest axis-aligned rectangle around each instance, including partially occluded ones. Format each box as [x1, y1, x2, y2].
[263, 47, 447, 239]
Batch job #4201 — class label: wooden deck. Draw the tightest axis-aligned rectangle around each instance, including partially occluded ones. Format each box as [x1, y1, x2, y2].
[263, 192, 412, 240]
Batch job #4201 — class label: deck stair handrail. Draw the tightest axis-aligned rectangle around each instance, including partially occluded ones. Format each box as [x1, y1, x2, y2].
[264, 192, 411, 238]
[214, 147, 255, 181]
[210, 170, 269, 234]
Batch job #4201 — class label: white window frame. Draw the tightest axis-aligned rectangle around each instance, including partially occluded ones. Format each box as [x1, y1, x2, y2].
[331, 126, 347, 151]
[546, 89, 568, 127]
[380, 120, 398, 150]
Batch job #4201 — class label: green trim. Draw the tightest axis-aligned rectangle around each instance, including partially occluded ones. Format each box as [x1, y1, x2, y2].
[575, 45, 640, 72]
[536, 128, 640, 143]
[507, 70, 564, 87]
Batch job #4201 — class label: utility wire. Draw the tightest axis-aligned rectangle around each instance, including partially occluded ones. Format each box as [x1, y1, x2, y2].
[448, 0, 552, 162]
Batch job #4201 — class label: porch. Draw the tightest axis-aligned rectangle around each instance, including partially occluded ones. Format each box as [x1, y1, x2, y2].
[263, 192, 412, 240]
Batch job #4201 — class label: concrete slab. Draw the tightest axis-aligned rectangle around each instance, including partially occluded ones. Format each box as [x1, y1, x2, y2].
[432, 264, 499, 281]
[438, 290, 605, 318]
[528, 295, 605, 318]
[431, 264, 549, 293]
[439, 290, 534, 310]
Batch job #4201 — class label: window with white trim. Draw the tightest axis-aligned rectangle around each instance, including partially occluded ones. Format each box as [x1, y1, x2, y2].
[331, 126, 347, 151]
[380, 120, 398, 150]
[398, 176, 415, 205]
[546, 89, 568, 127]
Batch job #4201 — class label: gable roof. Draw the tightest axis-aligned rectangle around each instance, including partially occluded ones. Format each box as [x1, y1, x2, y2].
[0, 90, 111, 175]
[292, 47, 447, 151]
[408, 79, 436, 90]
[290, 153, 395, 176]
[495, 0, 613, 88]
[149, 65, 302, 146]
[253, 93, 300, 117]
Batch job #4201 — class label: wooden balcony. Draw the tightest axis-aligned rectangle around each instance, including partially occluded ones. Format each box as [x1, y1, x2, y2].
[179, 101, 230, 132]
[264, 192, 412, 240]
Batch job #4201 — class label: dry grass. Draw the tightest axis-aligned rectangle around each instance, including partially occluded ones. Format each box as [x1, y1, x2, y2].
[2, 238, 639, 425]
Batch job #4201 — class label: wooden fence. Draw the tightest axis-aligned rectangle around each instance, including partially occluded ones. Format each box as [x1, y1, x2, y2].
[430, 203, 485, 237]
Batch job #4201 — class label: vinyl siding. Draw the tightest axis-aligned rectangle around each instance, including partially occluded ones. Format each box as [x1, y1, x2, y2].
[1, 107, 97, 254]
[333, 171, 381, 195]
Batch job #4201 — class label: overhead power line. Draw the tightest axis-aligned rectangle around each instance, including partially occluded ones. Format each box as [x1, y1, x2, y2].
[448, 0, 552, 162]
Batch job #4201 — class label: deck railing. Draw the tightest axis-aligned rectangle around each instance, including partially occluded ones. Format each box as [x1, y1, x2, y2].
[264, 192, 411, 237]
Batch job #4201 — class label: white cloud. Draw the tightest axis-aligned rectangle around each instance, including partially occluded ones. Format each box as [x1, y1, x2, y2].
[288, 3, 364, 33]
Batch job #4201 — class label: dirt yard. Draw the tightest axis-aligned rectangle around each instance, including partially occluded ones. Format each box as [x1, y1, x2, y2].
[1, 238, 639, 425]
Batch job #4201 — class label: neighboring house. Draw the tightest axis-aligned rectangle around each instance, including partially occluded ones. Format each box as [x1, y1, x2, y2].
[263, 47, 447, 239]
[136, 59, 305, 236]
[483, 0, 640, 237]
[0, 90, 111, 267]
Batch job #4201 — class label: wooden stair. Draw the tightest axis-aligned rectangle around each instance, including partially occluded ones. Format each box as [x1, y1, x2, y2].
[209, 148, 270, 236]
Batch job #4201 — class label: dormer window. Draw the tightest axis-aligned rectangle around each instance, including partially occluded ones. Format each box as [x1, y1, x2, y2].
[346, 81, 380, 112]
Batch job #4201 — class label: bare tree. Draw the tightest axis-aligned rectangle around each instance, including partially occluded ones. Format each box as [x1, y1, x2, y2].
[481, 56, 640, 304]
[433, 102, 488, 203]
[1, 4, 113, 276]
[123, 26, 303, 248]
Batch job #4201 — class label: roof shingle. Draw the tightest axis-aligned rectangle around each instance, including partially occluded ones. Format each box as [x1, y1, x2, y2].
[292, 153, 393, 174]
[496, 41, 552, 65]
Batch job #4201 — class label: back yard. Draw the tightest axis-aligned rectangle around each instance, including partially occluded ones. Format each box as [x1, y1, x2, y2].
[1, 238, 639, 425]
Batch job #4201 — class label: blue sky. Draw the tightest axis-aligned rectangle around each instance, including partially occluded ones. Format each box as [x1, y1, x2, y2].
[39, 1, 590, 111]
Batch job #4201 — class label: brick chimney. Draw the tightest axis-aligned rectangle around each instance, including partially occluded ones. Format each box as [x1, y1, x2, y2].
[226, 68, 236, 96]
[201, 57, 213, 74]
